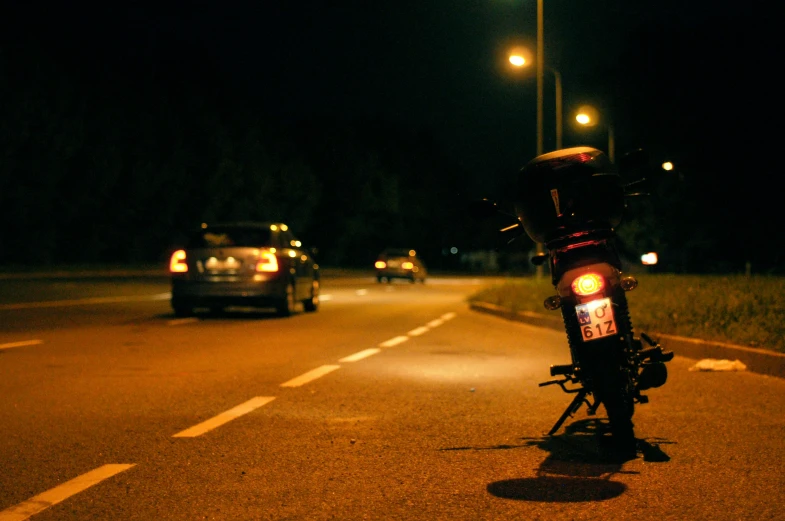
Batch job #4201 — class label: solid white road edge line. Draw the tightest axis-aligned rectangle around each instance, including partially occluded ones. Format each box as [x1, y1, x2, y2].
[280, 365, 341, 388]
[166, 318, 199, 326]
[0, 340, 43, 351]
[339, 348, 381, 363]
[0, 464, 135, 521]
[378, 336, 409, 348]
[172, 396, 276, 438]
[0, 293, 171, 311]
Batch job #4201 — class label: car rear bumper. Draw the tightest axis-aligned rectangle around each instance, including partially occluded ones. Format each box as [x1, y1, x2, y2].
[171, 277, 287, 307]
[376, 269, 417, 279]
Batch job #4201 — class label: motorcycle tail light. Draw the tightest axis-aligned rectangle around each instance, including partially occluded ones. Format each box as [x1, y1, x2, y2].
[571, 273, 604, 296]
[169, 250, 188, 273]
[256, 251, 279, 272]
[375, 261, 387, 269]
[401, 261, 414, 270]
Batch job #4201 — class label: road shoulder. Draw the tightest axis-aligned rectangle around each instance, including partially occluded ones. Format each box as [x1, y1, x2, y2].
[469, 301, 785, 379]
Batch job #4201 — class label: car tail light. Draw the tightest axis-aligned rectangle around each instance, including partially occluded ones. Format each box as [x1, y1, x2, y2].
[375, 261, 387, 269]
[401, 261, 414, 270]
[571, 273, 604, 296]
[256, 251, 279, 272]
[169, 250, 188, 273]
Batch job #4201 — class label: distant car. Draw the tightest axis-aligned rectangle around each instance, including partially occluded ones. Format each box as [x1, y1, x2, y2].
[374, 248, 427, 283]
[168, 222, 320, 317]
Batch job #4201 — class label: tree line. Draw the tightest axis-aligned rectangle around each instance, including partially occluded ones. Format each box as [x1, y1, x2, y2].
[0, 32, 499, 270]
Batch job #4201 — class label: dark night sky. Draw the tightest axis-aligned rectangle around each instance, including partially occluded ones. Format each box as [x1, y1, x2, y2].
[2, 1, 780, 269]
[5, 1, 769, 175]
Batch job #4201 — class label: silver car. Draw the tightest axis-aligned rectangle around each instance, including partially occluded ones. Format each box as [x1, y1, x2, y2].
[169, 222, 319, 317]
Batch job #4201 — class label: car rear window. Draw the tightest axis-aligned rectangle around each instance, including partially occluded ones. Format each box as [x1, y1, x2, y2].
[187, 227, 273, 248]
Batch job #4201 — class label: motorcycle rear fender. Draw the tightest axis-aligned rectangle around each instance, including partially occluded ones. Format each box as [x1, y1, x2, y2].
[556, 262, 621, 299]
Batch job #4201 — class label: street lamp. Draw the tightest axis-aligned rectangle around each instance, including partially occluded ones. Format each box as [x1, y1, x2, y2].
[508, 54, 564, 150]
[575, 105, 614, 162]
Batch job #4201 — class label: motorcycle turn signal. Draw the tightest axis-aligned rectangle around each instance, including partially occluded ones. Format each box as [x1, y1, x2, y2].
[543, 295, 562, 310]
[621, 276, 638, 291]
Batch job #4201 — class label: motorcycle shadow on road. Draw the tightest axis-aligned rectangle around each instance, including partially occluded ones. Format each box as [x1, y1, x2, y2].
[484, 419, 673, 502]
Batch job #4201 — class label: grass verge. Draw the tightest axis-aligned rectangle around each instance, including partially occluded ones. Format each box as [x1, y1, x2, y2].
[468, 274, 785, 354]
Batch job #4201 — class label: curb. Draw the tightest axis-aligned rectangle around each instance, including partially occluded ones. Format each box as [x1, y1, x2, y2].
[469, 301, 785, 380]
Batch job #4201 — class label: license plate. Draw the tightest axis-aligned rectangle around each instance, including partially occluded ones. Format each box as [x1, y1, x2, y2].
[204, 257, 242, 272]
[575, 297, 617, 342]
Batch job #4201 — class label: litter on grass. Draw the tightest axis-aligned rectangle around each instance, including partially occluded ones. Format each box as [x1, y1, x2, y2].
[689, 359, 747, 372]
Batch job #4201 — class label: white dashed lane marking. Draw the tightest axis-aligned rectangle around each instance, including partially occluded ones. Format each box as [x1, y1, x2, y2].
[338, 312, 460, 363]
[339, 348, 382, 363]
[0, 299, 461, 518]
[0, 464, 135, 521]
[407, 326, 429, 337]
[378, 336, 409, 348]
[173, 397, 276, 438]
[280, 365, 341, 388]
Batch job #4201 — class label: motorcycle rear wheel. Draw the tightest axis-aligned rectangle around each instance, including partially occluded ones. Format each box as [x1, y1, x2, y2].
[594, 363, 636, 454]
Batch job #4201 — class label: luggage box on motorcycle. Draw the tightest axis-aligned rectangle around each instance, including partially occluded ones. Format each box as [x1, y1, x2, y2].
[514, 147, 625, 244]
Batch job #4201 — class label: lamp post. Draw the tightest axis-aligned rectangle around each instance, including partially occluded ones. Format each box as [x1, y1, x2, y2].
[575, 105, 614, 162]
[552, 68, 563, 149]
[507, 59, 563, 150]
[537, 0, 543, 155]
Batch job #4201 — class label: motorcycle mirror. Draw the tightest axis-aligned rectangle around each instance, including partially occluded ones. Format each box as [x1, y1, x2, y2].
[623, 177, 651, 197]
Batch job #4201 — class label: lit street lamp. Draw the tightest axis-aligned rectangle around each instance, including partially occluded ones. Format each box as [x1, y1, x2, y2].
[575, 105, 614, 162]
[661, 160, 685, 182]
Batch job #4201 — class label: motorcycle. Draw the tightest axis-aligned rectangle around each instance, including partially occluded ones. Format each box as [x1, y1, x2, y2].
[475, 146, 673, 456]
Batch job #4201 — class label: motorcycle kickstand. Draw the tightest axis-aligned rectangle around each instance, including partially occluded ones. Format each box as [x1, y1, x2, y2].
[547, 389, 589, 436]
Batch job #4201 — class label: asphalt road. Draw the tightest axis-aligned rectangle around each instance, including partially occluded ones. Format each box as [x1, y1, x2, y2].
[0, 274, 783, 520]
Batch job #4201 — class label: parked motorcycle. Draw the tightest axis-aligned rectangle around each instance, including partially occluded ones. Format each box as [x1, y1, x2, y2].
[475, 146, 673, 456]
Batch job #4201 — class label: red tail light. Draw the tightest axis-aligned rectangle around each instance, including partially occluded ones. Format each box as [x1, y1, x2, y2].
[401, 261, 414, 270]
[375, 261, 387, 269]
[169, 250, 188, 273]
[256, 251, 279, 272]
[571, 273, 604, 296]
